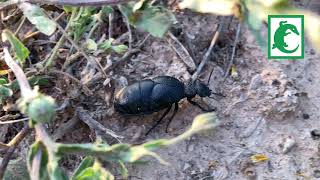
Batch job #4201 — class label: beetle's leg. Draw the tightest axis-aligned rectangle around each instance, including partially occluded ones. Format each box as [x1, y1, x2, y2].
[165, 103, 179, 133]
[145, 105, 172, 135]
[188, 98, 215, 112]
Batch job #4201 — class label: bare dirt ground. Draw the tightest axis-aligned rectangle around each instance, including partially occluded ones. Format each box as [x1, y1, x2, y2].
[2, 1, 320, 180]
[119, 8, 320, 180]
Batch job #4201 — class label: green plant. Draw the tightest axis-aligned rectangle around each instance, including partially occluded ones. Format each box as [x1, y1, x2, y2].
[2, 46, 220, 178]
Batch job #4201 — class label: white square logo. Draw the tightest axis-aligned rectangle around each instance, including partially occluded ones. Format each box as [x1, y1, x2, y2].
[268, 15, 304, 59]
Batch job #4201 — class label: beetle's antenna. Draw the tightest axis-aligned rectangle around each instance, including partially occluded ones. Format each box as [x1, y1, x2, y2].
[207, 68, 214, 85]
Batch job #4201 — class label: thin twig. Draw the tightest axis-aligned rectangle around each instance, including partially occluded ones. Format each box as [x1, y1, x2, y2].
[0, 117, 29, 124]
[0, 124, 30, 180]
[191, 19, 224, 81]
[62, 51, 82, 70]
[124, 16, 132, 50]
[0, 143, 9, 149]
[224, 23, 241, 79]
[45, 12, 108, 78]
[49, 70, 93, 95]
[167, 31, 196, 71]
[44, 12, 72, 68]
[87, 34, 149, 86]
[76, 107, 123, 142]
[87, 21, 102, 40]
[14, 16, 26, 35]
[88, 48, 140, 86]
[108, 12, 113, 39]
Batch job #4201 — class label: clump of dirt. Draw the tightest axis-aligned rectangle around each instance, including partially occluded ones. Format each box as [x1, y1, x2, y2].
[248, 67, 299, 119]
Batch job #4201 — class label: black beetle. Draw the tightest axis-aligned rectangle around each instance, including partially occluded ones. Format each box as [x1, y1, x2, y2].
[114, 75, 221, 135]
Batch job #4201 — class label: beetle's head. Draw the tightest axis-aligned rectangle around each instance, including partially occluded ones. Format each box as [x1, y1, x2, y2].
[195, 80, 211, 97]
[185, 79, 211, 98]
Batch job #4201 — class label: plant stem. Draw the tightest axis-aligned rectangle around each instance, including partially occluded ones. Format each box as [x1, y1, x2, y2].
[44, 11, 74, 68]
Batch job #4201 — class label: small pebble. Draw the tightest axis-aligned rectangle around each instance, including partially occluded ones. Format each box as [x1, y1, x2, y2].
[303, 113, 310, 119]
[183, 163, 191, 171]
[311, 129, 320, 140]
[314, 169, 320, 178]
[280, 136, 296, 154]
[310, 49, 316, 55]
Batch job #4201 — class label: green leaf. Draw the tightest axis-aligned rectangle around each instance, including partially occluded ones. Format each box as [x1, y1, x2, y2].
[2, 29, 30, 63]
[179, 0, 236, 15]
[112, 45, 128, 54]
[86, 39, 98, 51]
[0, 85, 13, 104]
[0, 85, 13, 97]
[119, 4, 175, 37]
[71, 7, 98, 41]
[19, 3, 56, 36]
[0, 78, 7, 85]
[10, 76, 51, 91]
[101, 6, 114, 15]
[98, 39, 113, 50]
[74, 161, 114, 180]
[63, 6, 74, 13]
[71, 156, 95, 180]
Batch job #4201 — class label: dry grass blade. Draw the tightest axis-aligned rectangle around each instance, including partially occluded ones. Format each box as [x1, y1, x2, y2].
[191, 18, 224, 81]
[167, 31, 196, 71]
[49, 70, 93, 95]
[3, 48, 31, 96]
[0, 117, 29, 124]
[224, 22, 241, 79]
[76, 107, 123, 142]
[44, 12, 108, 78]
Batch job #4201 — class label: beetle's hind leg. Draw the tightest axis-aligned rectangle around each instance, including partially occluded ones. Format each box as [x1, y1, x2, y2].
[145, 106, 172, 135]
[188, 98, 215, 112]
[165, 103, 179, 133]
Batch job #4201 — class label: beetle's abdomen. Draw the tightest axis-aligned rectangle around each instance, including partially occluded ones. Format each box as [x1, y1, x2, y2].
[114, 76, 185, 114]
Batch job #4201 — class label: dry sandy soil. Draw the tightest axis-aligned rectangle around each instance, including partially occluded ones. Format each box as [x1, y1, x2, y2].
[1, 1, 320, 180]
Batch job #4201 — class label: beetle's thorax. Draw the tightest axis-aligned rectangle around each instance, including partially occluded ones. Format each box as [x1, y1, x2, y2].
[184, 80, 197, 98]
[184, 80, 211, 98]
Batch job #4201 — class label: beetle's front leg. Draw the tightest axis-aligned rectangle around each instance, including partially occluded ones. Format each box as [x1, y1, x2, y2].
[187, 98, 215, 112]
